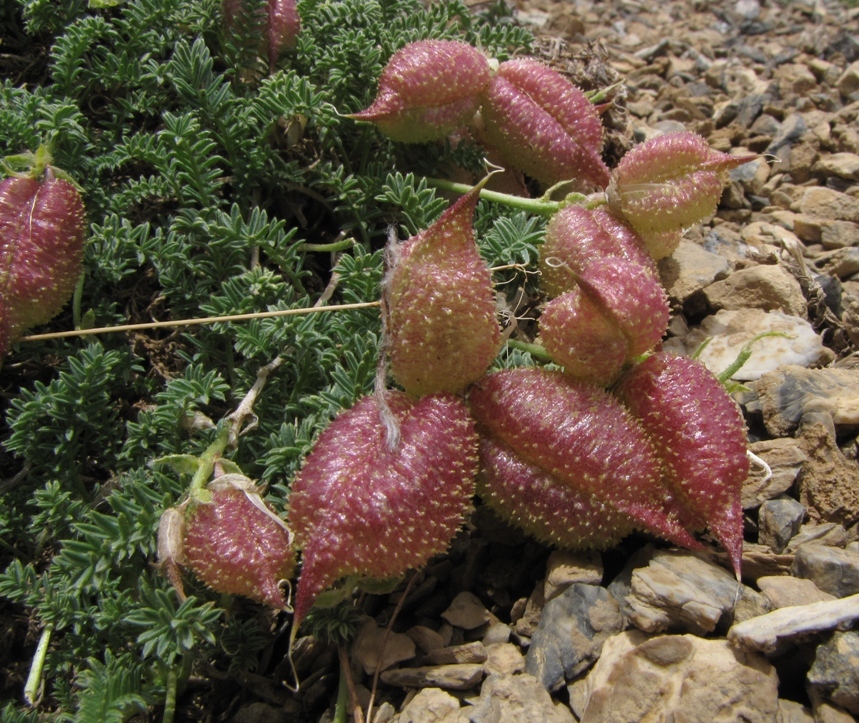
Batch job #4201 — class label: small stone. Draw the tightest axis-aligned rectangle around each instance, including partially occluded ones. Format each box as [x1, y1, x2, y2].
[757, 575, 836, 608]
[427, 641, 487, 666]
[658, 239, 730, 307]
[702, 264, 807, 317]
[380, 664, 484, 691]
[680, 309, 825, 381]
[484, 643, 525, 676]
[625, 550, 746, 635]
[513, 584, 545, 638]
[469, 673, 575, 723]
[395, 687, 469, 723]
[578, 630, 779, 722]
[808, 632, 859, 715]
[774, 63, 817, 96]
[481, 622, 510, 646]
[352, 618, 416, 676]
[820, 221, 859, 250]
[728, 593, 859, 654]
[744, 439, 808, 509]
[817, 247, 859, 280]
[792, 544, 859, 598]
[813, 153, 859, 181]
[525, 584, 623, 692]
[836, 60, 859, 98]
[441, 592, 490, 630]
[759, 497, 806, 553]
[787, 523, 856, 552]
[777, 698, 815, 722]
[544, 549, 603, 601]
[407, 625, 446, 654]
[800, 187, 859, 223]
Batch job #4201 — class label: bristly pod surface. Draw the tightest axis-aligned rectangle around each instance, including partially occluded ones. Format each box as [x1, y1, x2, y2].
[384, 184, 500, 398]
[539, 257, 669, 385]
[607, 131, 756, 256]
[288, 392, 478, 626]
[539, 206, 657, 299]
[348, 40, 491, 143]
[469, 368, 700, 550]
[614, 352, 749, 578]
[0, 170, 86, 360]
[479, 58, 610, 191]
[182, 473, 296, 609]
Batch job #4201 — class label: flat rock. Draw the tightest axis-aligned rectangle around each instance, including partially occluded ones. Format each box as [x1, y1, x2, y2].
[743, 438, 807, 509]
[777, 698, 814, 722]
[750, 366, 859, 436]
[702, 264, 807, 316]
[441, 592, 490, 631]
[395, 687, 469, 723]
[792, 544, 859, 598]
[407, 626, 445, 654]
[427, 641, 486, 666]
[577, 630, 779, 722]
[758, 497, 806, 553]
[468, 673, 575, 723]
[544, 549, 603, 601]
[800, 187, 859, 223]
[380, 664, 484, 691]
[813, 152, 859, 181]
[484, 643, 525, 676]
[625, 550, 747, 635]
[678, 309, 826, 381]
[757, 575, 836, 608]
[525, 584, 623, 692]
[807, 631, 859, 714]
[352, 618, 416, 676]
[658, 239, 730, 306]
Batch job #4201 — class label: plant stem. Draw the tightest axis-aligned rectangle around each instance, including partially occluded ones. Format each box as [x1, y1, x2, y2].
[72, 273, 84, 329]
[189, 428, 230, 498]
[506, 339, 553, 363]
[426, 177, 563, 215]
[299, 239, 354, 253]
[333, 653, 349, 723]
[162, 667, 178, 723]
[23, 623, 53, 706]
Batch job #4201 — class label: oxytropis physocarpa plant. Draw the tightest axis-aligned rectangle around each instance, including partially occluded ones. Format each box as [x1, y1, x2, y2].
[160, 38, 755, 635]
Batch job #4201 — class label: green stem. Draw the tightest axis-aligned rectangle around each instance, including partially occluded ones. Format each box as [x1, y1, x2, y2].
[333, 658, 349, 723]
[506, 339, 553, 363]
[426, 177, 563, 215]
[23, 623, 53, 706]
[162, 667, 178, 723]
[299, 239, 354, 253]
[188, 427, 230, 498]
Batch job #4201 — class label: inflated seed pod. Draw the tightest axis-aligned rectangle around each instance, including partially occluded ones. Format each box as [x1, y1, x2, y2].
[615, 352, 749, 578]
[384, 184, 500, 397]
[349, 40, 491, 143]
[607, 132, 755, 257]
[469, 368, 700, 549]
[479, 59, 610, 191]
[289, 392, 478, 626]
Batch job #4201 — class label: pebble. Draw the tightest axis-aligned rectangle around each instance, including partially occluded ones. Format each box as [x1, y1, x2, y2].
[351, 618, 416, 676]
[426, 641, 487, 666]
[543, 549, 603, 601]
[792, 544, 859, 598]
[807, 631, 859, 715]
[577, 630, 779, 722]
[441, 592, 490, 631]
[756, 575, 835, 609]
[407, 625, 445, 654]
[394, 687, 468, 723]
[799, 187, 859, 223]
[743, 438, 807, 508]
[777, 699, 815, 723]
[702, 264, 808, 317]
[658, 238, 730, 307]
[484, 643, 525, 676]
[380, 664, 484, 691]
[468, 673, 575, 723]
[524, 584, 623, 692]
[758, 496, 806, 553]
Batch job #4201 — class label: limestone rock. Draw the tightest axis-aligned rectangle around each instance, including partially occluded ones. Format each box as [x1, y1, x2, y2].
[525, 584, 623, 691]
[577, 630, 779, 722]
[426, 641, 486, 666]
[792, 544, 859, 598]
[395, 687, 469, 723]
[658, 239, 730, 307]
[441, 592, 490, 631]
[352, 618, 416, 676]
[544, 549, 603, 602]
[469, 673, 575, 723]
[702, 264, 807, 317]
[777, 698, 814, 722]
[757, 575, 836, 608]
[813, 152, 859, 181]
[484, 643, 525, 676]
[380, 664, 484, 691]
[407, 626, 446, 654]
[808, 632, 859, 715]
[799, 187, 859, 223]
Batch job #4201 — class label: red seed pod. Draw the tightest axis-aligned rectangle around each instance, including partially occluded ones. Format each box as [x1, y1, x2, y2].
[540, 257, 669, 384]
[614, 353, 749, 577]
[0, 172, 85, 360]
[479, 59, 610, 191]
[540, 206, 657, 299]
[183, 474, 296, 608]
[268, 0, 300, 72]
[349, 40, 491, 143]
[607, 132, 756, 252]
[289, 392, 478, 626]
[479, 435, 636, 549]
[384, 185, 500, 397]
[469, 368, 700, 549]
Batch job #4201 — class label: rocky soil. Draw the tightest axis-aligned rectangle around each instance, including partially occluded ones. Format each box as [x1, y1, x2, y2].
[235, 1, 859, 722]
